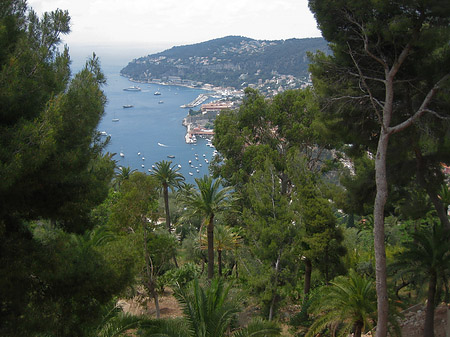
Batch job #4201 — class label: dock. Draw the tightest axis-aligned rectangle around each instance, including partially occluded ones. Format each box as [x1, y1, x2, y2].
[180, 94, 209, 108]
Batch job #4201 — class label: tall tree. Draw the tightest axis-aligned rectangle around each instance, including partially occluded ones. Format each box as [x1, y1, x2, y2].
[0, 1, 117, 333]
[109, 172, 162, 317]
[151, 160, 185, 233]
[308, 1, 450, 335]
[180, 175, 234, 279]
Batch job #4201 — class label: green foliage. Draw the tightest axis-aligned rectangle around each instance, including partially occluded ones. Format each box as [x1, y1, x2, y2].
[109, 172, 160, 231]
[142, 278, 280, 337]
[158, 262, 201, 291]
[391, 220, 450, 303]
[306, 269, 377, 337]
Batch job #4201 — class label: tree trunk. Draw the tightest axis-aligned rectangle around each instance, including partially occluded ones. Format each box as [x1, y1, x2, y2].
[424, 272, 437, 337]
[218, 249, 222, 276]
[354, 322, 363, 337]
[374, 129, 390, 337]
[163, 184, 171, 232]
[207, 215, 215, 279]
[269, 254, 281, 321]
[303, 257, 312, 296]
[144, 225, 160, 318]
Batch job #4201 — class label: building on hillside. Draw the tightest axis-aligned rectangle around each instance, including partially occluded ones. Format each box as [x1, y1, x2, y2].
[200, 102, 233, 115]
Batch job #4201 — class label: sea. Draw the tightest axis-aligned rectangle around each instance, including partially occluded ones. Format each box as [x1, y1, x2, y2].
[70, 47, 216, 184]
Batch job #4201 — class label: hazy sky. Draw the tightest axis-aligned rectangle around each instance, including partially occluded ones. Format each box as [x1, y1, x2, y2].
[28, 0, 321, 51]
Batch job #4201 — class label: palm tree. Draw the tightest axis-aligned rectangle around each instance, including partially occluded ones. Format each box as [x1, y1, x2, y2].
[91, 301, 143, 337]
[150, 160, 185, 233]
[306, 269, 377, 337]
[180, 175, 234, 279]
[146, 278, 280, 337]
[113, 166, 136, 190]
[392, 222, 450, 337]
[200, 224, 242, 276]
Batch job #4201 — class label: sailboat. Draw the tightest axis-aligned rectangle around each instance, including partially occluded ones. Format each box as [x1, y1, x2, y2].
[112, 111, 119, 122]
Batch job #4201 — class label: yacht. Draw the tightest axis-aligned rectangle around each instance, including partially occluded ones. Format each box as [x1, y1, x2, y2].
[123, 86, 141, 91]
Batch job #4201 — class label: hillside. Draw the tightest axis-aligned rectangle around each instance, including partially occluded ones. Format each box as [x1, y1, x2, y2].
[120, 36, 328, 90]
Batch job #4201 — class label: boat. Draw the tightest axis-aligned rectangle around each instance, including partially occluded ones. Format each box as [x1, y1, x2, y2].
[167, 155, 175, 159]
[189, 172, 193, 176]
[123, 104, 134, 108]
[112, 118, 119, 122]
[100, 131, 108, 136]
[177, 164, 182, 168]
[158, 142, 168, 147]
[196, 169, 200, 173]
[188, 160, 192, 164]
[123, 86, 141, 91]
[120, 152, 125, 157]
[154, 91, 161, 95]
[141, 164, 144, 168]
[138, 152, 141, 156]
[158, 101, 164, 104]
[142, 157, 145, 160]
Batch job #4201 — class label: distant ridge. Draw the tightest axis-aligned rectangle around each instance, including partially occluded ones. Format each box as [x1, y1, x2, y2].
[120, 36, 328, 90]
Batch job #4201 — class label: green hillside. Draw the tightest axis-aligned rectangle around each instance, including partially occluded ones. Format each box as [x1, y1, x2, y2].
[120, 36, 328, 89]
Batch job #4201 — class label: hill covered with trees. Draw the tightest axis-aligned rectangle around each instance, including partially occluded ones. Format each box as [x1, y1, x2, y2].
[120, 36, 328, 89]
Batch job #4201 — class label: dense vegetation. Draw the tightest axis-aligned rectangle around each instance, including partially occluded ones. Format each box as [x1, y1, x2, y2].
[120, 36, 328, 88]
[1, 1, 449, 337]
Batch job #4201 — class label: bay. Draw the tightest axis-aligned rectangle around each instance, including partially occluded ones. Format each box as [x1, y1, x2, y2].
[97, 65, 216, 183]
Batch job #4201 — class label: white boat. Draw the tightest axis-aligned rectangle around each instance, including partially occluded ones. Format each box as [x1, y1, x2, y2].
[141, 164, 144, 168]
[112, 118, 119, 122]
[142, 157, 145, 160]
[158, 142, 168, 147]
[189, 172, 193, 176]
[188, 160, 192, 164]
[123, 104, 134, 108]
[123, 86, 141, 91]
[158, 100, 164, 104]
[120, 152, 124, 157]
[154, 91, 161, 95]
[178, 164, 182, 168]
[138, 152, 141, 156]
[196, 169, 200, 173]
[100, 131, 108, 136]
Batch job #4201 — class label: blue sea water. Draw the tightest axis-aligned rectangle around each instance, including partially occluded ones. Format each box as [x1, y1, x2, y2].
[96, 65, 216, 183]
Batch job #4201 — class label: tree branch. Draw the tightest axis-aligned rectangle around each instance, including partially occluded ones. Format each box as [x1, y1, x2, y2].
[389, 73, 450, 135]
[347, 42, 385, 129]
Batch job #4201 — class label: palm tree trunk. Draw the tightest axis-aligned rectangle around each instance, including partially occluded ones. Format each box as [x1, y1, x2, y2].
[304, 257, 312, 296]
[207, 215, 215, 279]
[218, 249, 223, 276]
[424, 272, 437, 337]
[163, 184, 171, 232]
[354, 322, 363, 337]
